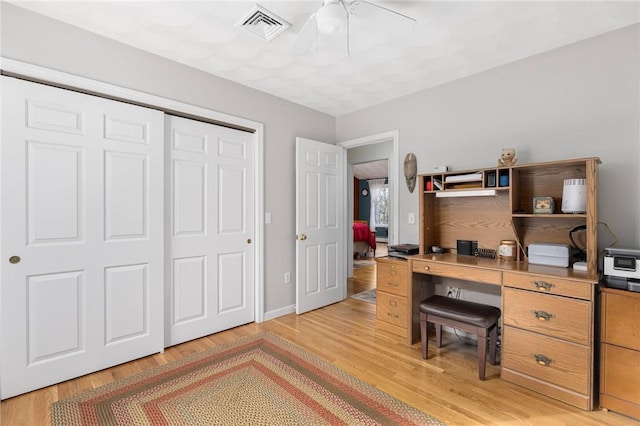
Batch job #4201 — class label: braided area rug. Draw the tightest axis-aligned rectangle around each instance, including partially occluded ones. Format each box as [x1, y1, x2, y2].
[52, 332, 444, 426]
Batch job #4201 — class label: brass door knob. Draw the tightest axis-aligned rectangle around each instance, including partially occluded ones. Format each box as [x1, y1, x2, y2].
[247, 239, 252, 244]
[9, 256, 21, 264]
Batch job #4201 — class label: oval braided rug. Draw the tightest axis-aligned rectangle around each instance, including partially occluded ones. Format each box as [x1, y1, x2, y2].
[52, 332, 444, 426]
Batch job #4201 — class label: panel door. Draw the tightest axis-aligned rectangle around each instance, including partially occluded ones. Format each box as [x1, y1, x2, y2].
[0, 77, 164, 399]
[165, 115, 254, 347]
[295, 137, 346, 314]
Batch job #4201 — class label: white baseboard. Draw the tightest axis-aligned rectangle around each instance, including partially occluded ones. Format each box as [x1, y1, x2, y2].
[263, 304, 296, 321]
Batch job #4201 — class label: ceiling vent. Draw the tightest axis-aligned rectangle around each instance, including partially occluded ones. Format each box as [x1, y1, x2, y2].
[237, 4, 291, 42]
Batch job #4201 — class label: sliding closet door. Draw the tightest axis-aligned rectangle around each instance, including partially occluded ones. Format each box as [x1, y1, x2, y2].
[165, 115, 254, 347]
[0, 77, 164, 399]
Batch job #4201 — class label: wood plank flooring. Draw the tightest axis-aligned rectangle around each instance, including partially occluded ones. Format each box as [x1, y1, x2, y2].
[1, 262, 636, 425]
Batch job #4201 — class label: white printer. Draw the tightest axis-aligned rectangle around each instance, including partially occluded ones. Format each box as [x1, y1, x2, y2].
[603, 247, 640, 292]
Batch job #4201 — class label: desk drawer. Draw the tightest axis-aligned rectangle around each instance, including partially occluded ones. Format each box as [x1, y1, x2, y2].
[377, 261, 408, 296]
[502, 326, 590, 395]
[601, 343, 640, 413]
[376, 292, 407, 328]
[503, 288, 591, 345]
[412, 260, 501, 285]
[503, 272, 593, 300]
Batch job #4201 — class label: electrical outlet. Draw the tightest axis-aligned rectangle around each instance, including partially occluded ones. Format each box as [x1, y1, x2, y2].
[446, 286, 459, 298]
[284, 272, 291, 284]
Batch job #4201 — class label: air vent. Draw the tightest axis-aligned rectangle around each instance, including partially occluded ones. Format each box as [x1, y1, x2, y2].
[237, 5, 291, 42]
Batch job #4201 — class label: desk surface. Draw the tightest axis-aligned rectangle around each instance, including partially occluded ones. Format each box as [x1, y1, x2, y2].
[408, 253, 599, 283]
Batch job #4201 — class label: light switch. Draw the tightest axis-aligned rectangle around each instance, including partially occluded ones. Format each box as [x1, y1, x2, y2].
[265, 212, 272, 224]
[408, 213, 415, 224]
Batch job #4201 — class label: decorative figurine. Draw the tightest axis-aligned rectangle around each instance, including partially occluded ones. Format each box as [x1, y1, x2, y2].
[497, 148, 518, 167]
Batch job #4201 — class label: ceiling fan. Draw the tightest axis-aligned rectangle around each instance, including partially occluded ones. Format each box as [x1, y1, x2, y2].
[291, 0, 416, 56]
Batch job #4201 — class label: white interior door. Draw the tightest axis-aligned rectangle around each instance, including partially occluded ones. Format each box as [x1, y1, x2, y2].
[295, 137, 346, 314]
[165, 115, 254, 347]
[0, 77, 164, 399]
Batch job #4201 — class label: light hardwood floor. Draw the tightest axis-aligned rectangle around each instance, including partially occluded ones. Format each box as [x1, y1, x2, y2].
[1, 263, 636, 425]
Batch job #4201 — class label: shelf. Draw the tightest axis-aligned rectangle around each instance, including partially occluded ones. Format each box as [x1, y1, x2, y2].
[436, 189, 496, 198]
[423, 187, 509, 194]
[512, 213, 587, 218]
[418, 157, 600, 274]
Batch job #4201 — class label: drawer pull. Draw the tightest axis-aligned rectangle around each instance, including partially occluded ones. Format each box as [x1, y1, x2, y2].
[533, 280, 555, 292]
[390, 269, 397, 276]
[387, 282, 399, 287]
[424, 266, 430, 271]
[387, 312, 399, 319]
[533, 354, 553, 366]
[533, 310, 554, 321]
[389, 300, 398, 307]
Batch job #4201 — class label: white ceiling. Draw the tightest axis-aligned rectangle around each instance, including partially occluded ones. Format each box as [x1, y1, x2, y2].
[354, 159, 388, 180]
[10, 1, 639, 116]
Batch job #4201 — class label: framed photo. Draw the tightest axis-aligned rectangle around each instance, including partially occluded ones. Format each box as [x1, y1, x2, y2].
[533, 196, 555, 214]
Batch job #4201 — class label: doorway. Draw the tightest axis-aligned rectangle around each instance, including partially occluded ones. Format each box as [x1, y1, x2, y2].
[338, 130, 399, 277]
[353, 159, 389, 265]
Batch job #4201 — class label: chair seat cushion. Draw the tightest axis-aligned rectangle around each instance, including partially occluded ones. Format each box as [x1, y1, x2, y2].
[420, 295, 500, 328]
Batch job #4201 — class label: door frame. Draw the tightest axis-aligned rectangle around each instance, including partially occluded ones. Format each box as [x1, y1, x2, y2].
[0, 57, 266, 324]
[338, 130, 399, 271]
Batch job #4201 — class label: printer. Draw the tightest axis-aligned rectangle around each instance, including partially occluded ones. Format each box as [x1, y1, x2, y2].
[603, 247, 640, 292]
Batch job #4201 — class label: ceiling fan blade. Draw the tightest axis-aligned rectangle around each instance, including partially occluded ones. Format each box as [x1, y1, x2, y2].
[291, 13, 318, 56]
[349, 1, 416, 37]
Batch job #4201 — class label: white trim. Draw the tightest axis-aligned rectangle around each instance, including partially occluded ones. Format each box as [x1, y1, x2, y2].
[1, 57, 266, 324]
[338, 130, 399, 246]
[263, 304, 296, 321]
[0, 58, 258, 130]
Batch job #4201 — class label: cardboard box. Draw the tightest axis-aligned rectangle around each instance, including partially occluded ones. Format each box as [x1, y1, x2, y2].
[528, 243, 569, 267]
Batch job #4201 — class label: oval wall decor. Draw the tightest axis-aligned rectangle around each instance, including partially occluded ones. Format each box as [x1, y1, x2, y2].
[404, 153, 417, 193]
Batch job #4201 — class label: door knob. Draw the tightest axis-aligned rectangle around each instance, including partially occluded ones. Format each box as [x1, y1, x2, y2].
[297, 234, 307, 241]
[9, 256, 21, 264]
[247, 239, 252, 244]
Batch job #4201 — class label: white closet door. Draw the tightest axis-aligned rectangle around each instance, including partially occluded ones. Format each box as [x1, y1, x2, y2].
[165, 116, 254, 347]
[0, 77, 164, 399]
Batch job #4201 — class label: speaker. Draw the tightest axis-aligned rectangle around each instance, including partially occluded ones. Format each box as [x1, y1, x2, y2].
[457, 240, 478, 256]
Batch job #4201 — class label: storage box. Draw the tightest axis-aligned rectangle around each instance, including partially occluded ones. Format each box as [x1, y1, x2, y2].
[533, 196, 555, 214]
[528, 243, 570, 268]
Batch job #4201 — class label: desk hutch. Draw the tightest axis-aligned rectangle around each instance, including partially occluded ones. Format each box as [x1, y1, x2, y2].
[376, 157, 600, 410]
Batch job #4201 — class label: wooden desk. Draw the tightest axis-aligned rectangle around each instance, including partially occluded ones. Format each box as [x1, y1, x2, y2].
[398, 159, 601, 410]
[378, 254, 599, 410]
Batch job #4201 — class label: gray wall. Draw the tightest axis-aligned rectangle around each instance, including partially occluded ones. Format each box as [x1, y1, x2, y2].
[1, 3, 336, 315]
[2, 4, 639, 317]
[337, 23, 640, 251]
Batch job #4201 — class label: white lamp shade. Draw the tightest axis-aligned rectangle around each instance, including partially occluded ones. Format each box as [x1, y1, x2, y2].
[561, 179, 587, 213]
[316, 2, 345, 34]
